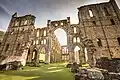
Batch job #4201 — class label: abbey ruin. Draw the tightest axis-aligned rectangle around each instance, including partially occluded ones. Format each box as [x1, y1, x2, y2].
[0, 0, 120, 66]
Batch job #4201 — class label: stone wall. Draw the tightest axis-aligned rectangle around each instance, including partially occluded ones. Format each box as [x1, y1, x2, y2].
[0, 13, 36, 66]
[0, 0, 120, 66]
[78, 0, 120, 60]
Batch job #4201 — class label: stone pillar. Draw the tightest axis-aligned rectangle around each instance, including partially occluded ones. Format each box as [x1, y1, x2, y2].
[69, 51, 74, 63]
[36, 51, 40, 64]
[45, 50, 50, 64]
[74, 51, 80, 64]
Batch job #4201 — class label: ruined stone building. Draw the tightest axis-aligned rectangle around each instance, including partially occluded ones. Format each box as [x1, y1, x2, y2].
[77, 0, 120, 60]
[0, 0, 120, 66]
[27, 27, 62, 64]
[0, 13, 36, 65]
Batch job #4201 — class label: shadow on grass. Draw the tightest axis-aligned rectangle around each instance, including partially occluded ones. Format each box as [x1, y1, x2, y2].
[0, 63, 74, 80]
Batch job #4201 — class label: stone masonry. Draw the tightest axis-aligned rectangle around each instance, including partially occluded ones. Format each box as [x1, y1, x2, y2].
[0, 0, 120, 66]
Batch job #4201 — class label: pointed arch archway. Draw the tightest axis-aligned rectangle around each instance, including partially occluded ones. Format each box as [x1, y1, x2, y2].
[39, 47, 46, 62]
[54, 28, 67, 46]
[74, 46, 80, 64]
[32, 49, 38, 62]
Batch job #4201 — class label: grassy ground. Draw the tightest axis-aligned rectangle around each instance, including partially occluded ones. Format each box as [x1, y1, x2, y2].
[0, 63, 74, 80]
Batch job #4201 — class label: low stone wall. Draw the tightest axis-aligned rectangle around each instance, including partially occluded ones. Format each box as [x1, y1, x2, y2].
[96, 57, 120, 73]
[66, 62, 120, 80]
[1, 50, 28, 66]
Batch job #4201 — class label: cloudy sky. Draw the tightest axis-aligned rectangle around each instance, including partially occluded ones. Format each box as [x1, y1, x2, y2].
[0, 0, 120, 31]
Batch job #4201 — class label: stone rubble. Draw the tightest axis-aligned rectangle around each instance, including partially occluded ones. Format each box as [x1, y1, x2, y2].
[0, 61, 23, 70]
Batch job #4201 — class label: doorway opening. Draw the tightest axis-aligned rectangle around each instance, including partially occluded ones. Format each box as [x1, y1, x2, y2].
[39, 48, 46, 62]
[74, 46, 80, 64]
[32, 49, 37, 61]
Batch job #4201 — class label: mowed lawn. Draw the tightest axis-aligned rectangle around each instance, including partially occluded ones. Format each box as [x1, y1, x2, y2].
[0, 63, 74, 80]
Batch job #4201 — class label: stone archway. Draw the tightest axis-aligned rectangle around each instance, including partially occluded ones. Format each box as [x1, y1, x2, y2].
[39, 47, 46, 62]
[54, 28, 67, 46]
[47, 18, 75, 63]
[74, 46, 80, 64]
[32, 49, 38, 62]
[53, 28, 69, 62]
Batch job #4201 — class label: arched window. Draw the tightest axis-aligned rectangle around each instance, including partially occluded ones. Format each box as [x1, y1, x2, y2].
[74, 27, 77, 34]
[77, 37, 80, 43]
[89, 9, 94, 17]
[97, 39, 102, 47]
[117, 37, 120, 46]
[37, 30, 39, 37]
[73, 37, 76, 43]
[44, 39, 46, 44]
[5, 44, 9, 52]
[104, 7, 110, 16]
[41, 40, 43, 44]
[44, 30, 46, 36]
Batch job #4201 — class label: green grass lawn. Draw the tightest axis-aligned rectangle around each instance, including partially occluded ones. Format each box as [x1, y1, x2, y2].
[0, 63, 74, 80]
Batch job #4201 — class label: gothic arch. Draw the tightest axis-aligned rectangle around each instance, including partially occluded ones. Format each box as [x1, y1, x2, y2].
[72, 44, 85, 64]
[50, 26, 68, 35]
[38, 47, 46, 62]
[74, 46, 81, 64]
[54, 28, 67, 45]
[31, 48, 38, 61]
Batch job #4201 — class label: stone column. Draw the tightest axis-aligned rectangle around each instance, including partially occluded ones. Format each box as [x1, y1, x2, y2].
[75, 51, 80, 64]
[69, 51, 74, 63]
[36, 51, 40, 64]
[45, 49, 50, 64]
